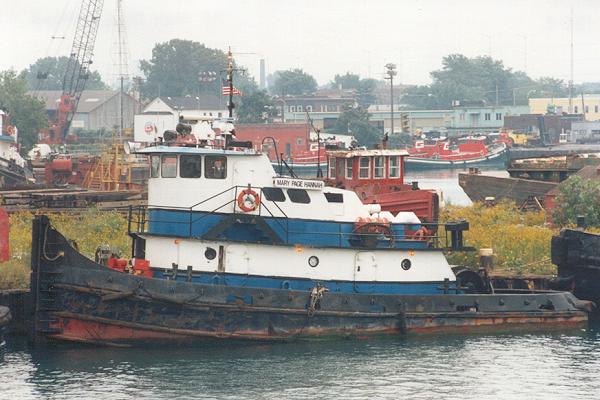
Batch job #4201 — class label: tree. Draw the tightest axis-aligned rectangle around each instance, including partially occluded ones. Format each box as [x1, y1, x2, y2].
[356, 79, 378, 108]
[0, 70, 48, 152]
[552, 176, 600, 227]
[401, 53, 574, 110]
[22, 56, 107, 91]
[527, 77, 569, 99]
[141, 40, 225, 98]
[330, 73, 377, 107]
[330, 104, 381, 148]
[331, 72, 360, 90]
[235, 90, 277, 123]
[269, 69, 317, 96]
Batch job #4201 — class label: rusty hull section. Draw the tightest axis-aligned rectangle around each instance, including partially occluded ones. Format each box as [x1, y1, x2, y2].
[31, 216, 589, 345]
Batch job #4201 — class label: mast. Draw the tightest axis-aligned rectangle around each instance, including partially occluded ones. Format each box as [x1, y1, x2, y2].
[227, 49, 234, 118]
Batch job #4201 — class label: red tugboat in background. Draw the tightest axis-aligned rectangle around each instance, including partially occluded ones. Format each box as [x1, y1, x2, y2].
[326, 148, 440, 222]
[406, 135, 507, 169]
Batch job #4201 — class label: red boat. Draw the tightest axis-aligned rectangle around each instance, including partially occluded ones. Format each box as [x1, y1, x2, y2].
[326, 148, 439, 222]
[406, 136, 507, 168]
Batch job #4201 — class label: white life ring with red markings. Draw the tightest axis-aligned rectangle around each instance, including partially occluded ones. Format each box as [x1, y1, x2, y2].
[237, 188, 260, 212]
[6, 125, 15, 135]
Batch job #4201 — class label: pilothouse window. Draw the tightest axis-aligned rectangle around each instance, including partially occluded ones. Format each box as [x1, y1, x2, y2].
[359, 157, 370, 179]
[180, 155, 202, 178]
[150, 156, 160, 178]
[205, 156, 227, 179]
[389, 156, 400, 178]
[161, 155, 177, 178]
[287, 189, 311, 204]
[374, 156, 384, 178]
[345, 158, 353, 178]
[328, 157, 336, 178]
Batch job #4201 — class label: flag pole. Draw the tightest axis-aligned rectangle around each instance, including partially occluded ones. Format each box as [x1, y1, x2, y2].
[227, 47, 234, 119]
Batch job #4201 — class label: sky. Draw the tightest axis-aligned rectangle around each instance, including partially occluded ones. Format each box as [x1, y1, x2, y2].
[2, 0, 599, 88]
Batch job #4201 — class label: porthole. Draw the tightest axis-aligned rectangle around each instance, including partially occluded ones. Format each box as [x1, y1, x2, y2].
[205, 247, 217, 260]
[308, 256, 319, 268]
[401, 259, 412, 270]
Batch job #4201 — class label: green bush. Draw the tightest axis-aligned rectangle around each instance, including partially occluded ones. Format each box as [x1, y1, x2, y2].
[552, 176, 600, 227]
[441, 201, 556, 275]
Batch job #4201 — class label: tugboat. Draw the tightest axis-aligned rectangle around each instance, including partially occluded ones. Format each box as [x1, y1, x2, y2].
[406, 135, 507, 169]
[27, 52, 590, 346]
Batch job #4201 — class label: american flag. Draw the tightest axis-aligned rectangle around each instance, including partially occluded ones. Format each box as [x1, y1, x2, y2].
[222, 86, 242, 96]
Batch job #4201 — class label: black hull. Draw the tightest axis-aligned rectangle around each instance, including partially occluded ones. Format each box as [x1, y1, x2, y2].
[30, 216, 589, 345]
[552, 228, 600, 309]
[0, 305, 10, 359]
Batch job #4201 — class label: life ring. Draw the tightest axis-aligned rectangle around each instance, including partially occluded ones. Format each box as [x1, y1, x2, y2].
[410, 226, 430, 240]
[237, 188, 260, 212]
[6, 125, 15, 135]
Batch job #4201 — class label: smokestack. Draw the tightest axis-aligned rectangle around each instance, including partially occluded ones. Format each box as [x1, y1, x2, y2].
[260, 59, 266, 89]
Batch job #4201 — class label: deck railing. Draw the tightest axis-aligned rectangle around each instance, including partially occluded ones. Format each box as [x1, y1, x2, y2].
[127, 185, 471, 251]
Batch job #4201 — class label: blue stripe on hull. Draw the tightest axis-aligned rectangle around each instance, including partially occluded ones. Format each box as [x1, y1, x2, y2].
[152, 270, 448, 295]
[147, 209, 428, 250]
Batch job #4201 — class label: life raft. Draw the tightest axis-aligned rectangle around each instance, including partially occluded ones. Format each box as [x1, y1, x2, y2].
[353, 216, 394, 248]
[237, 188, 260, 212]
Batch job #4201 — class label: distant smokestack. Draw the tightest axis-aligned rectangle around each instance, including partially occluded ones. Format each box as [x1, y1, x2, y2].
[260, 59, 266, 89]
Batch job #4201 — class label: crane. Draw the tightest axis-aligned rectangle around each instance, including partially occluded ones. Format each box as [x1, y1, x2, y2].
[42, 0, 104, 143]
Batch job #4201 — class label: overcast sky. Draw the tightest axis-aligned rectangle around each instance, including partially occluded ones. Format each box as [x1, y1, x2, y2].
[2, 0, 598, 88]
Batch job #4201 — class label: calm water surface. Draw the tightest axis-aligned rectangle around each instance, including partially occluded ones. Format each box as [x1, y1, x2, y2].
[2, 324, 600, 400]
[5, 166, 592, 399]
[404, 166, 509, 207]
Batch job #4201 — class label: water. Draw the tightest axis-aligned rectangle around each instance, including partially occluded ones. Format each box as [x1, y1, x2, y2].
[2, 325, 600, 400]
[406, 166, 509, 207]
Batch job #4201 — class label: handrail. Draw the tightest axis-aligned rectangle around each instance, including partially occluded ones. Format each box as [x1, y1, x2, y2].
[127, 185, 468, 251]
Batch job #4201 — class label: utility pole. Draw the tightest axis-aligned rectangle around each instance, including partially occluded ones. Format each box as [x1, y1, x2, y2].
[384, 63, 397, 135]
[568, 6, 574, 114]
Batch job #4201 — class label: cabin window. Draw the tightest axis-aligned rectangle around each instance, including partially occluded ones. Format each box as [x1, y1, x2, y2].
[374, 156, 385, 178]
[161, 155, 178, 178]
[150, 156, 160, 178]
[205, 155, 227, 179]
[180, 155, 202, 178]
[328, 157, 336, 178]
[287, 189, 311, 204]
[359, 157, 370, 179]
[389, 156, 400, 178]
[345, 158, 353, 178]
[324, 192, 343, 203]
[263, 187, 286, 202]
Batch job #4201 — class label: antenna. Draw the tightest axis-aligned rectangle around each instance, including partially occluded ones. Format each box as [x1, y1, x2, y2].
[306, 111, 323, 178]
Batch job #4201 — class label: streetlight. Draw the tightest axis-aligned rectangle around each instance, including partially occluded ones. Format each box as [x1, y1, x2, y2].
[384, 63, 397, 135]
